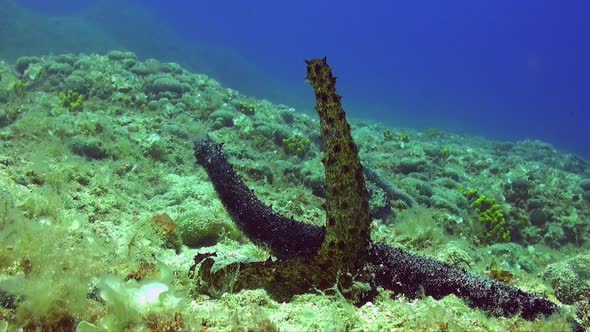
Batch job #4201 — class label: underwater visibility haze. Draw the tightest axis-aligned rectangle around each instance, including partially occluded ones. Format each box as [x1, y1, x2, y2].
[11, 0, 590, 159]
[138, 0, 590, 159]
[1, 0, 590, 331]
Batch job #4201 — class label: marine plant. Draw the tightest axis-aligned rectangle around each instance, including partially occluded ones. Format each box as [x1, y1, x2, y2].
[383, 129, 394, 141]
[237, 101, 256, 115]
[486, 257, 514, 284]
[473, 195, 510, 244]
[459, 186, 479, 201]
[397, 132, 410, 143]
[192, 58, 567, 325]
[281, 134, 311, 157]
[441, 145, 451, 157]
[461, 188, 510, 244]
[13, 80, 25, 97]
[58, 91, 84, 112]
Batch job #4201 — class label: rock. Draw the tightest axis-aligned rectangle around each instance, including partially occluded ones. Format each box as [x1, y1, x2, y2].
[70, 136, 109, 159]
[15, 56, 41, 75]
[176, 211, 239, 248]
[47, 62, 73, 75]
[543, 254, 590, 304]
[146, 75, 190, 96]
[107, 50, 137, 62]
[528, 208, 550, 226]
[208, 109, 235, 129]
[396, 157, 427, 174]
[579, 178, 590, 192]
[63, 75, 90, 95]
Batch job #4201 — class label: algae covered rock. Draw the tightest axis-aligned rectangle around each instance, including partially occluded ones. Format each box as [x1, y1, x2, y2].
[46, 61, 74, 75]
[367, 184, 392, 221]
[0, 63, 20, 104]
[208, 109, 235, 129]
[106, 50, 137, 62]
[130, 63, 153, 76]
[62, 74, 90, 95]
[436, 244, 472, 270]
[131, 59, 162, 76]
[580, 179, 590, 202]
[146, 74, 190, 97]
[15, 56, 41, 75]
[107, 51, 137, 69]
[176, 211, 240, 248]
[0, 104, 20, 126]
[528, 208, 550, 227]
[160, 62, 184, 75]
[54, 53, 77, 65]
[396, 157, 427, 174]
[579, 178, 590, 191]
[543, 254, 590, 304]
[70, 135, 109, 160]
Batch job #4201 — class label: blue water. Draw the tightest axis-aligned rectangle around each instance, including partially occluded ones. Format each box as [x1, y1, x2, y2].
[15, 0, 590, 159]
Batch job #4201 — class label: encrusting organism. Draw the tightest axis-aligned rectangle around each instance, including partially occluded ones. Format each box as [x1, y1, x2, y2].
[191, 57, 582, 329]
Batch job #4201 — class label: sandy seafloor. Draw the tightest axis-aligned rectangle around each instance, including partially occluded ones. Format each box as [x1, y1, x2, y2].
[0, 52, 589, 331]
